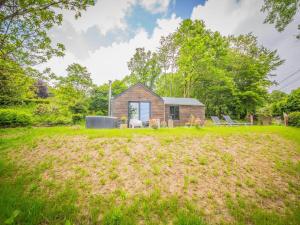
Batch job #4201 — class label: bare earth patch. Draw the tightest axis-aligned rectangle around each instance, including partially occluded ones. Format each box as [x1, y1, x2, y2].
[8, 132, 300, 224]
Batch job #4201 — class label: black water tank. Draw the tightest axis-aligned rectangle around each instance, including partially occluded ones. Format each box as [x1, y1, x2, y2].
[86, 116, 118, 128]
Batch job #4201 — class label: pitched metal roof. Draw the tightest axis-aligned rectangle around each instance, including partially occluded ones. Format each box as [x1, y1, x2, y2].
[162, 97, 204, 106]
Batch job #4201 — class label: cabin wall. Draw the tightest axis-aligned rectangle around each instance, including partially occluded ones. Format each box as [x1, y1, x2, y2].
[111, 84, 165, 122]
[165, 104, 205, 126]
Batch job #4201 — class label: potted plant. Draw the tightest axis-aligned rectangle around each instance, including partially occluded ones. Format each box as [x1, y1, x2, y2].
[120, 116, 127, 129]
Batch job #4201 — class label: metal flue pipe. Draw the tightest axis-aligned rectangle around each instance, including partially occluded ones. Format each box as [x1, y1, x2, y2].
[108, 80, 112, 116]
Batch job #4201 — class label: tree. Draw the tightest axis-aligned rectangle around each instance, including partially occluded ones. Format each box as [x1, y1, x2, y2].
[55, 63, 93, 108]
[0, 0, 94, 65]
[127, 48, 161, 90]
[262, 0, 300, 39]
[269, 90, 287, 103]
[173, 20, 237, 116]
[65, 63, 93, 95]
[285, 88, 300, 112]
[0, 58, 34, 105]
[34, 80, 49, 98]
[271, 88, 300, 116]
[154, 20, 283, 118]
[226, 34, 283, 116]
[158, 34, 178, 96]
[89, 80, 127, 115]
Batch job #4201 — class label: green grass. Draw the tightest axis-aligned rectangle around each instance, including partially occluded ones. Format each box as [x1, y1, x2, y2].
[0, 125, 299, 224]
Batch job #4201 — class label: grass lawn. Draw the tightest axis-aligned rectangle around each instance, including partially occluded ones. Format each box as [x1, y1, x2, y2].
[0, 126, 299, 225]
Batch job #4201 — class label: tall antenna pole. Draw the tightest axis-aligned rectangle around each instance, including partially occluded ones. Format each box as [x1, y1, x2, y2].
[108, 80, 112, 116]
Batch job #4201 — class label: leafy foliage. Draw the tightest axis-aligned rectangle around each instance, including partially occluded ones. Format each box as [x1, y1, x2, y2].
[89, 80, 127, 115]
[285, 88, 300, 112]
[0, 109, 32, 127]
[270, 88, 300, 116]
[126, 48, 161, 90]
[262, 0, 300, 39]
[0, 59, 34, 105]
[288, 112, 300, 127]
[269, 90, 287, 103]
[0, 0, 94, 65]
[151, 20, 282, 118]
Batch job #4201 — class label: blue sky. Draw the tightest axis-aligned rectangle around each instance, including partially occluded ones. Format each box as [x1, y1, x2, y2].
[126, 0, 206, 36]
[43, 0, 300, 92]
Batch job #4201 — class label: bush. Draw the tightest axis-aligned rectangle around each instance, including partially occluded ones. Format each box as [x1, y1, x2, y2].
[288, 112, 300, 127]
[72, 114, 84, 124]
[42, 115, 72, 126]
[0, 96, 23, 105]
[256, 105, 272, 125]
[69, 101, 88, 114]
[0, 109, 33, 127]
[34, 104, 50, 115]
[285, 88, 300, 112]
[23, 98, 50, 104]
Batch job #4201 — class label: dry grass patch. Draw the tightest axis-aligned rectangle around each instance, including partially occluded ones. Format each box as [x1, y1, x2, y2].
[4, 129, 300, 224]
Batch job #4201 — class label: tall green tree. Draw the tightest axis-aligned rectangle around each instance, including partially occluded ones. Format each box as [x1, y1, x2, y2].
[55, 63, 93, 108]
[0, 0, 94, 65]
[285, 88, 300, 112]
[89, 80, 127, 115]
[173, 20, 236, 116]
[226, 34, 283, 116]
[158, 34, 178, 96]
[127, 48, 161, 90]
[269, 90, 287, 103]
[0, 58, 34, 105]
[156, 20, 283, 118]
[262, 0, 300, 39]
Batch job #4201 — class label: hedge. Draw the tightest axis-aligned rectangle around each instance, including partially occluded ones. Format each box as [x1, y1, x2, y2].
[0, 109, 33, 127]
[289, 112, 300, 127]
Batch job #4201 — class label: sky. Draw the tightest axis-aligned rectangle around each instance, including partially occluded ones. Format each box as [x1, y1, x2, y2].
[40, 0, 300, 93]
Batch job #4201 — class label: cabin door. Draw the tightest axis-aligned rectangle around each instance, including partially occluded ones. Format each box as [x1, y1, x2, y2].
[128, 101, 150, 126]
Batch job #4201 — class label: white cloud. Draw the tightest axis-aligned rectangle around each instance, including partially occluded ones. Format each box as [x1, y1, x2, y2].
[39, 14, 182, 84]
[64, 0, 172, 35]
[191, 0, 300, 92]
[139, 0, 171, 14]
[64, 0, 135, 35]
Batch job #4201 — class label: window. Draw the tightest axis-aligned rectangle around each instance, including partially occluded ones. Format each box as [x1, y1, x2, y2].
[169, 106, 179, 120]
[128, 102, 151, 124]
[128, 102, 139, 120]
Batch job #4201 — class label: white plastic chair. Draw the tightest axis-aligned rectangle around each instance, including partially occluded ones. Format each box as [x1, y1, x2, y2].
[129, 119, 143, 128]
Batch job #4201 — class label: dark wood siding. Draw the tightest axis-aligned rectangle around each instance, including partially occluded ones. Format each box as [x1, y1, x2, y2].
[111, 84, 165, 122]
[165, 104, 205, 126]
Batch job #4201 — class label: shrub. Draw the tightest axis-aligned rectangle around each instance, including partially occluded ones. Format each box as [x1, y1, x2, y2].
[23, 98, 50, 104]
[72, 114, 84, 124]
[43, 115, 72, 126]
[0, 96, 23, 105]
[0, 109, 33, 127]
[288, 112, 300, 127]
[34, 104, 50, 115]
[271, 100, 287, 117]
[69, 101, 88, 114]
[285, 88, 300, 112]
[120, 116, 127, 124]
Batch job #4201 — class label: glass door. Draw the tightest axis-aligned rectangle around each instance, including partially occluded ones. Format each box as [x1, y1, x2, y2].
[128, 102, 139, 120]
[128, 102, 151, 126]
[140, 102, 150, 125]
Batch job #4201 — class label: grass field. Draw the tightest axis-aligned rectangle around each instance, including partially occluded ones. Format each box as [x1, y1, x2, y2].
[0, 126, 299, 225]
